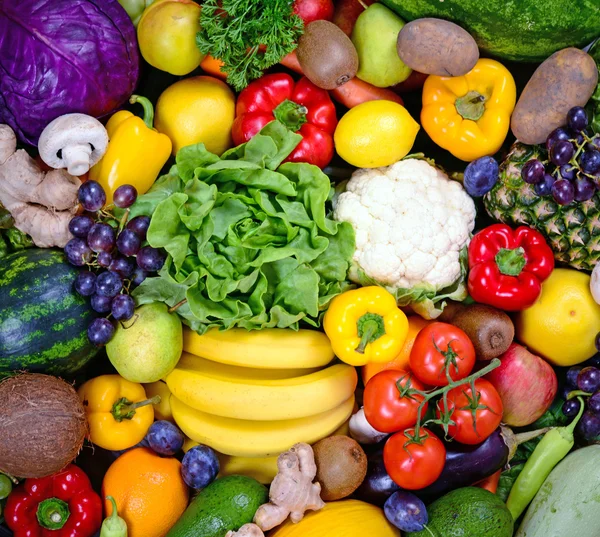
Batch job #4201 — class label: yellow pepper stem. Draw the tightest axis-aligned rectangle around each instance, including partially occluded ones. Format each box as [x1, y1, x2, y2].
[129, 94, 155, 129]
[111, 395, 161, 423]
[455, 90, 486, 121]
[356, 313, 386, 354]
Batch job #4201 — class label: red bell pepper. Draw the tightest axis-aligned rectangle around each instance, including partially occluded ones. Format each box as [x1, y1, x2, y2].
[4, 465, 103, 537]
[467, 223, 555, 311]
[231, 73, 337, 169]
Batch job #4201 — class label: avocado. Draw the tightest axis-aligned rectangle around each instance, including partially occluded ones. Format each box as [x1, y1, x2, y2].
[408, 487, 513, 537]
[165, 475, 268, 537]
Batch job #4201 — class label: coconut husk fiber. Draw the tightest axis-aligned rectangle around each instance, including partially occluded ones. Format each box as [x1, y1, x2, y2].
[0, 373, 87, 478]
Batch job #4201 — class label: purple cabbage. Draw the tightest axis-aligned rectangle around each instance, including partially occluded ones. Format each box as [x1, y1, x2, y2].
[0, 0, 140, 145]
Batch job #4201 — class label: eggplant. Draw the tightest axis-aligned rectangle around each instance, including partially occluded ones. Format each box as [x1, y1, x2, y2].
[353, 448, 400, 506]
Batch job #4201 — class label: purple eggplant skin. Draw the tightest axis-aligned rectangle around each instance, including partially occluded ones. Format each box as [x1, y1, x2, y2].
[415, 428, 510, 501]
[353, 449, 400, 506]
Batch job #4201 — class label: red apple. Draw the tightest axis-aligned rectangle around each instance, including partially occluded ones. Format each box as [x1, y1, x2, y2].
[293, 0, 335, 25]
[332, 0, 375, 35]
[485, 343, 557, 427]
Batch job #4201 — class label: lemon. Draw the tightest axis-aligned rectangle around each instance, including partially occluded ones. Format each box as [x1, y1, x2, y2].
[515, 268, 600, 366]
[155, 76, 235, 156]
[334, 100, 420, 168]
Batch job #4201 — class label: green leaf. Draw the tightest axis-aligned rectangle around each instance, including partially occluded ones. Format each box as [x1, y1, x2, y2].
[176, 144, 220, 181]
[128, 167, 184, 219]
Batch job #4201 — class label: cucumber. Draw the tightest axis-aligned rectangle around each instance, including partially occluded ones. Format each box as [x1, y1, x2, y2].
[408, 487, 513, 537]
[165, 475, 268, 537]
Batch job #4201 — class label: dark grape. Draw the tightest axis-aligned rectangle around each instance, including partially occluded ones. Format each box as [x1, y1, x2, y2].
[87, 318, 114, 346]
[463, 157, 499, 197]
[589, 392, 600, 416]
[586, 353, 600, 368]
[384, 491, 428, 533]
[521, 159, 545, 184]
[116, 229, 142, 256]
[567, 106, 588, 132]
[577, 411, 600, 441]
[588, 136, 600, 151]
[113, 185, 138, 209]
[69, 215, 95, 238]
[64, 238, 92, 266]
[577, 366, 600, 393]
[551, 179, 575, 205]
[534, 173, 555, 196]
[111, 294, 135, 321]
[91, 294, 112, 313]
[87, 223, 116, 253]
[567, 366, 583, 388]
[181, 445, 220, 490]
[131, 267, 147, 286]
[596, 332, 600, 353]
[574, 177, 596, 202]
[580, 149, 600, 175]
[136, 246, 166, 272]
[546, 127, 571, 152]
[109, 256, 135, 278]
[146, 421, 184, 456]
[95, 271, 122, 297]
[562, 398, 581, 418]
[126, 216, 151, 240]
[74, 270, 96, 297]
[97, 251, 113, 268]
[559, 164, 576, 181]
[78, 180, 106, 212]
[550, 140, 575, 166]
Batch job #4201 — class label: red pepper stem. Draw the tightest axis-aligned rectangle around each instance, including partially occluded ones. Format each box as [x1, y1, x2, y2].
[273, 99, 308, 132]
[495, 247, 527, 277]
[129, 95, 155, 129]
[37, 498, 70, 530]
[111, 395, 161, 422]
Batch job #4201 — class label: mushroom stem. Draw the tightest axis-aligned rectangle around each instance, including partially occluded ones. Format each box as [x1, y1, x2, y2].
[62, 144, 93, 176]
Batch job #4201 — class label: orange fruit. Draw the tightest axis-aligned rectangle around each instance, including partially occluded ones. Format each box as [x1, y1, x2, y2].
[102, 447, 189, 537]
[362, 316, 431, 385]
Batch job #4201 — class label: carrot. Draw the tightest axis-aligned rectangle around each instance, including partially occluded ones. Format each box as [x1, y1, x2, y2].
[280, 51, 404, 108]
[474, 470, 502, 494]
[200, 54, 228, 80]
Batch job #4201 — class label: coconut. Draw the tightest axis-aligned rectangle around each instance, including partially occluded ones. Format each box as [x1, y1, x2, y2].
[0, 373, 87, 478]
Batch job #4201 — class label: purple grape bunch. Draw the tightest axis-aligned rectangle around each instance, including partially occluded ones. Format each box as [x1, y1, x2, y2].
[521, 106, 600, 206]
[562, 361, 600, 442]
[63, 181, 165, 346]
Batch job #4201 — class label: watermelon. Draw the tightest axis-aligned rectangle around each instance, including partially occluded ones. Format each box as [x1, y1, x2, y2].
[0, 248, 98, 375]
[380, 0, 600, 62]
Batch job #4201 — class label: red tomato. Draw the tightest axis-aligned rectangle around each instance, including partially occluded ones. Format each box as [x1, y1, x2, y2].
[438, 378, 504, 445]
[409, 322, 476, 386]
[363, 369, 429, 433]
[383, 428, 446, 490]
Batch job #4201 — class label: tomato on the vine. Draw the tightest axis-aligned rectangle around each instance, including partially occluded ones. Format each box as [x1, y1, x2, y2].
[383, 428, 446, 490]
[438, 378, 503, 445]
[409, 322, 476, 386]
[363, 369, 429, 433]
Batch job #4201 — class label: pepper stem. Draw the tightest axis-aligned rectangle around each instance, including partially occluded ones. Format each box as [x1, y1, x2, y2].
[129, 95, 155, 129]
[495, 247, 527, 277]
[355, 313, 386, 354]
[566, 397, 586, 434]
[111, 395, 161, 422]
[37, 498, 70, 530]
[273, 99, 308, 132]
[455, 90, 487, 121]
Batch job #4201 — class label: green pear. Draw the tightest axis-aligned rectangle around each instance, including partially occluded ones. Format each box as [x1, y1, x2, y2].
[351, 4, 412, 88]
[107, 302, 182, 383]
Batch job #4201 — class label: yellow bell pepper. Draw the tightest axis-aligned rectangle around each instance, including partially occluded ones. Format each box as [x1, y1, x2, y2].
[89, 95, 172, 204]
[323, 286, 409, 367]
[78, 374, 159, 451]
[421, 59, 517, 162]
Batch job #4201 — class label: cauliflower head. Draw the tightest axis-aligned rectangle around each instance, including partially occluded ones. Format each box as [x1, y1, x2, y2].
[334, 158, 476, 317]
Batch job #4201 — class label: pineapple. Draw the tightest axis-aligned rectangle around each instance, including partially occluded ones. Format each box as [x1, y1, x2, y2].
[484, 142, 600, 271]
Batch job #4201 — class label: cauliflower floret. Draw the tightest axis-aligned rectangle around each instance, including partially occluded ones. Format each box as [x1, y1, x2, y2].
[334, 159, 476, 310]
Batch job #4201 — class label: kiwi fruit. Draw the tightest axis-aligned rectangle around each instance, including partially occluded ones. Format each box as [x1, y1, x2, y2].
[296, 20, 359, 90]
[451, 304, 515, 361]
[313, 435, 367, 501]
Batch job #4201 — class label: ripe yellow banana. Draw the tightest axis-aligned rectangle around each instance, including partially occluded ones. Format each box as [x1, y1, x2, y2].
[183, 327, 335, 369]
[166, 353, 357, 421]
[171, 394, 355, 457]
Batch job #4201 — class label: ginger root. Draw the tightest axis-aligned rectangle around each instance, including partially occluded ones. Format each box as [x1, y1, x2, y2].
[225, 524, 265, 537]
[0, 124, 80, 248]
[254, 443, 325, 531]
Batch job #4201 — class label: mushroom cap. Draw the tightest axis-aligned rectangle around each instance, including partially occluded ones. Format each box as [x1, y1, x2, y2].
[38, 113, 109, 174]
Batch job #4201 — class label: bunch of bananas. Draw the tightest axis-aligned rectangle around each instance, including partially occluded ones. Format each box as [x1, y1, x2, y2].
[168, 327, 358, 459]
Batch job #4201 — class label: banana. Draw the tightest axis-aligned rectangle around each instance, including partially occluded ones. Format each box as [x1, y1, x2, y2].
[171, 394, 355, 457]
[166, 353, 357, 421]
[183, 327, 335, 369]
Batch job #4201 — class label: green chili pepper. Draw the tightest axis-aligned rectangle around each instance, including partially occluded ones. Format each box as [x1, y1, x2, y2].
[100, 496, 128, 537]
[117, 0, 155, 26]
[506, 397, 585, 520]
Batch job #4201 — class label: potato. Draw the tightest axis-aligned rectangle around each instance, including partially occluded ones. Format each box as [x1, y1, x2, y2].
[511, 48, 598, 145]
[396, 18, 479, 77]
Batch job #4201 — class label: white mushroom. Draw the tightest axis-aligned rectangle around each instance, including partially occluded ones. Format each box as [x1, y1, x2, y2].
[349, 407, 389, 445]
[38, 114, 109, 176]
